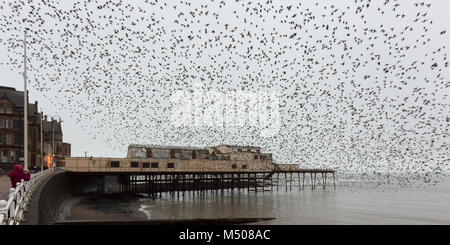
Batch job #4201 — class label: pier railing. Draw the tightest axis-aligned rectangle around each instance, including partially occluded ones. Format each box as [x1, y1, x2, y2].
[0, 168, 53, 225]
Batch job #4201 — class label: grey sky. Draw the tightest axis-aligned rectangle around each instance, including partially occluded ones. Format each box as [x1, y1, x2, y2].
[0, 0, 449, 177]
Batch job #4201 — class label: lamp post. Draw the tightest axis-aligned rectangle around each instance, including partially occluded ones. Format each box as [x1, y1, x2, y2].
[52, 119, 54, 170]
[40, 111, 43, 171]
[23, 29, 28, 172]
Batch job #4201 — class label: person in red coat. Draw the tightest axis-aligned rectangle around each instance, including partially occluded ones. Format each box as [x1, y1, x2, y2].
[8, 164, 30, 189]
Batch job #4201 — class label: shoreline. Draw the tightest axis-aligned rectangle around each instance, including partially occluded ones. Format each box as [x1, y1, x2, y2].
[53, 217, 276, 225]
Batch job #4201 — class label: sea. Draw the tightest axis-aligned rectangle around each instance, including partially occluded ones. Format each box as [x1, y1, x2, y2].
[64, 175, 450, 225]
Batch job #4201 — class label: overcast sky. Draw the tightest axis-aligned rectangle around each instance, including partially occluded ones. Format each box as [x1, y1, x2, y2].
[0, 0, 449, 176]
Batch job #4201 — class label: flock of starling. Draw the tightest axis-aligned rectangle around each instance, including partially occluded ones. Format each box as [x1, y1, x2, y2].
[0, 0, 449, 186]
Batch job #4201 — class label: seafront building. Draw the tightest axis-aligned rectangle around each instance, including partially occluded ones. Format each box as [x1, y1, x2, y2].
[65, 144, 299, 172]
[0, 86, 71, 170]
[41, 115, 71, 167]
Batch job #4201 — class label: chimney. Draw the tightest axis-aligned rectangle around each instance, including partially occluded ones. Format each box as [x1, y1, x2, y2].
[44, 115, 47, 121]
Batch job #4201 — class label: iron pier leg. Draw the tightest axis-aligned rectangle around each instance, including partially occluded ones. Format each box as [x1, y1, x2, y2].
[315, 173, 318, 190]
[322, 173, 325, 189]
[333, 172, 336, 189]
[238, 174, 241, 193]
[302, 173, 305, 189]
[247, 173, 250, 192]
[290, 173, 292, 191]
[276, 173, 279, 191]
[285, 173, 287, 191]
[254, 173, 257, 192]
[271, 173, 274, 191]
[221, 174, 224, 194]
[160, 174, 163, 194]
[232, 174, 235, 192]
[262, 175, 265, 192]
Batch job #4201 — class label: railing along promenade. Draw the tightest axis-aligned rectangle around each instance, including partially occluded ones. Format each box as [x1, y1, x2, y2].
[0, 168, 53, 225]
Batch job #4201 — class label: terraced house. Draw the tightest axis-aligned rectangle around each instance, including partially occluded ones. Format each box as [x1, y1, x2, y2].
[0, 86, 71, 170]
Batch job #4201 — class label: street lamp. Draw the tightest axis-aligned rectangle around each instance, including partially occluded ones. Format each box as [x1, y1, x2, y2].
[23, 29, 28, 172]
[40, 110, 43, 171]
[52, 119, 54, 169]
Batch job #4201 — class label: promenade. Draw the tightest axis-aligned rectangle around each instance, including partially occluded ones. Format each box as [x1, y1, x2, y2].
[0, 174, 11, 200]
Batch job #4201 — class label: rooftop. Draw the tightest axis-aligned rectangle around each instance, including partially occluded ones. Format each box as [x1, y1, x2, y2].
[128, 144, 205, 151]
[216, 144, 262, 149]
[0, 86, 25, 108]
[42, 118, 63, 134]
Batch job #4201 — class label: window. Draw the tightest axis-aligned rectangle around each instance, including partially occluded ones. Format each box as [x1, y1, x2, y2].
[110, 161, 120, 168]
[143, 162, 150, 168]
[254, 155, 258, 160]
[167, 162, 174, 168]
[170, 149, 175, 158]
[9, 150, 15, 161]
[1, 150, 8, 162]
[146, 148, 152, 158]
[6, 120, 13, 129]
[242, 165, 247, 169]
[260, 155, 264, 159]
[6, 134, 13, 145]
[232, 164, 237, 169]
[256, 149, 260, 153]
[0, 106, 3, 113]
[5, 107, 12, 114]
[238, 148, 242, 152]
[0, 133, 4, 144]
[130, 161, 139, 168]
[0, 119, 3, 128]
[151, 162, 158, 168]
[192, 150, 196, 159]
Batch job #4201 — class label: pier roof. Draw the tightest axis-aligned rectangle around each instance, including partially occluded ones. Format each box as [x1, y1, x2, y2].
[128, 144, 205, 151]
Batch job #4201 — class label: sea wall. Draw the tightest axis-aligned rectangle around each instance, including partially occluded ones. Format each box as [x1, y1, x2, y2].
[24, 171, 107, 225]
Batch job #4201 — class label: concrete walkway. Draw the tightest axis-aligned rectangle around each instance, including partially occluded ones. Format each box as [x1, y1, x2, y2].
[0, 174, 12, 200]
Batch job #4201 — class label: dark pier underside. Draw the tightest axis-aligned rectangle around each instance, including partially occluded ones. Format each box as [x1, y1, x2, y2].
[71, 170, 336, 196]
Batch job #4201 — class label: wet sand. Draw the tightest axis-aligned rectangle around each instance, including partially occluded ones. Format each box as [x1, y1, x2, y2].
[65, 194, 144, 221]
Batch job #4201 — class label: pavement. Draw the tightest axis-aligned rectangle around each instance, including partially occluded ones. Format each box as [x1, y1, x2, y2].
[0, 173, 12, 200]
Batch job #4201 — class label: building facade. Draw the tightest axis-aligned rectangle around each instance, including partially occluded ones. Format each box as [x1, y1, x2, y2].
[66, 144, 298, 172]
[0, 86, 41, 169]
[41, 116, 70, 167]
[0, 86, 71, 170]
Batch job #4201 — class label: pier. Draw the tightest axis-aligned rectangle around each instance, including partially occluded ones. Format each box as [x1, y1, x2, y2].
[73, 169, 336, 196]
[65, 145, 337, 196]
